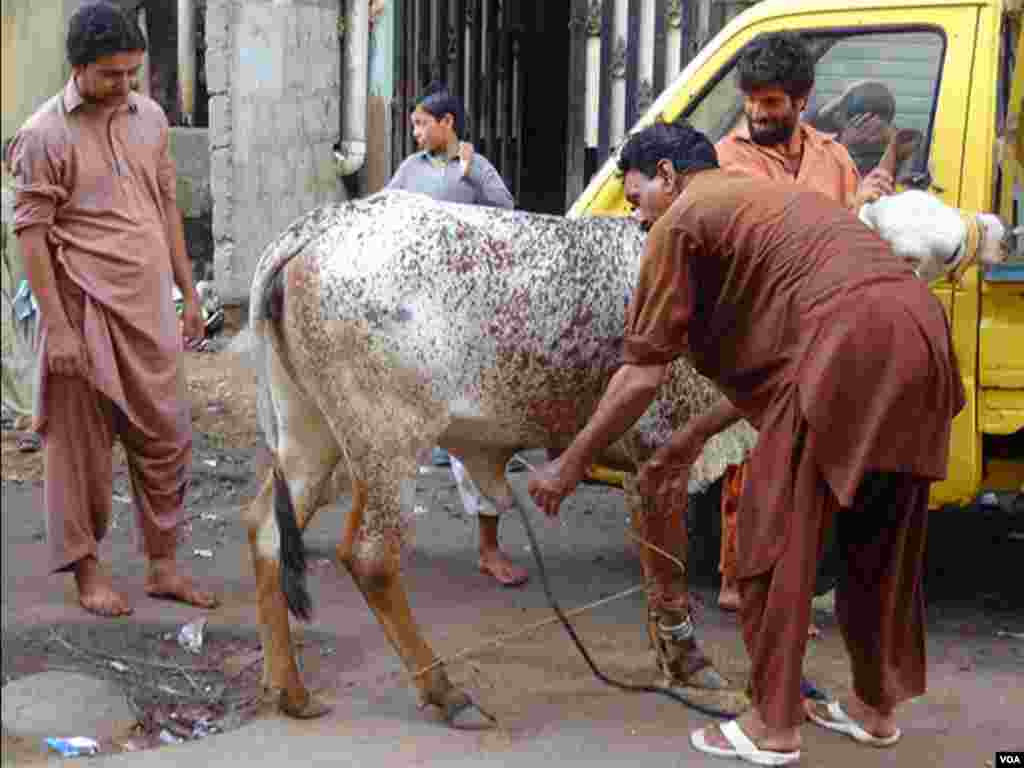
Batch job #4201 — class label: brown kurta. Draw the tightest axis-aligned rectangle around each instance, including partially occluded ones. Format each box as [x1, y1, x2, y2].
[715, 122, 860, 209]
[10, 78, 190, 571]
[623, 169, 963, 727]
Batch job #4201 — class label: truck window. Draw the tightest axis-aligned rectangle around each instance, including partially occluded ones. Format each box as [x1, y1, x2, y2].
[683, 29, 945, 179]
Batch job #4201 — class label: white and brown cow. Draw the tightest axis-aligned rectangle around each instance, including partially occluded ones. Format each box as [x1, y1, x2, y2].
[243, 191, 755, 724]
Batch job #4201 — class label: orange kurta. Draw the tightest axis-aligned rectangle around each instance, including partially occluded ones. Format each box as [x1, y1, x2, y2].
[10, 79, 190, 570]
[623, 170, 963, 727]
[715, 121, 860, 209]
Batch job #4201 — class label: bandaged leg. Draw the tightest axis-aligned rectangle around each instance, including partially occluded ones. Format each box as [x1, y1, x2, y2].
[625, 474, 728, 690]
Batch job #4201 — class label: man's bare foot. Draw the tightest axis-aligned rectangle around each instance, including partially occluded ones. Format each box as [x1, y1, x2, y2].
[74, 556, 133, 617]
[478, 550, 528, 587]
[145, 558, 220, 608]
[717, 584, 740, 611]
[697, 707, 801, 754]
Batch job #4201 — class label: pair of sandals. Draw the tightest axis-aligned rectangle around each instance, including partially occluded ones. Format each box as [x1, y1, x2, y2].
[691, 701, 901, 765]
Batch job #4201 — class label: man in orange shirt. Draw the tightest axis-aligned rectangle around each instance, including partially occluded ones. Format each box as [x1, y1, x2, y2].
[714, 32, 896, 613]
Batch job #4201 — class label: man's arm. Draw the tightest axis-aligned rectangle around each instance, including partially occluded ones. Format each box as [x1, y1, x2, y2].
[18, 225, 89, 377]
[465, 155, 514, 209]
[529, 363, 666, 516]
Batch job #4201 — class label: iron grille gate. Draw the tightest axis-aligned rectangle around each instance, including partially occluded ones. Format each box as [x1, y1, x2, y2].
[392, 0, 525, 200]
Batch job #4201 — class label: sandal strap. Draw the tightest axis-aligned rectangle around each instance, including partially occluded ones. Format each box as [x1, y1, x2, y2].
[720, 720, 759, 754]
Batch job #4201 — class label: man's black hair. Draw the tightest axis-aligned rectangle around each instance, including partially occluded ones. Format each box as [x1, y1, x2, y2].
[66, 2, 147, 69]
[414, 81, 466, 138]
[617, 121, 719, 178]
[736, 31, 815, 101]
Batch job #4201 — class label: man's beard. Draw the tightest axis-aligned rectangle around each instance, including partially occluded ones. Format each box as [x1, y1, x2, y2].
[746, 112, 798, 146]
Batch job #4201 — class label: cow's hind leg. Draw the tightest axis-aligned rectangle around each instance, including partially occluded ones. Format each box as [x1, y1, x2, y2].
[337, 473, 493, 728]
[623, 476, 729, 690]
[246, 350, 340, 718]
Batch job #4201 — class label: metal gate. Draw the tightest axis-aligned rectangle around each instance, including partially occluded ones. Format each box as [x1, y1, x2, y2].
[392, 1, 525, 199]
[566, 0, 759, 195]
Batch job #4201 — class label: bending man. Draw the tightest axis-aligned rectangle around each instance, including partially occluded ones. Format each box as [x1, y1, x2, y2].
[529, 122, 962, 763]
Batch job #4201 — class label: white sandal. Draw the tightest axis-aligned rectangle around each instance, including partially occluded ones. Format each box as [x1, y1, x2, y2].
[690, 720, 801, 766]
[806, 700, 902, 747]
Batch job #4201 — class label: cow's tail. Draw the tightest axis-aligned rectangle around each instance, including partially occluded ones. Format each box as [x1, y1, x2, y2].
[273, 464, 313, 621]
[249, 224, 321, 622]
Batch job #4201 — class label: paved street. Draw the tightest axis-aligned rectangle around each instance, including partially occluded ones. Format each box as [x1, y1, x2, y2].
[2, 450, 1021, 767]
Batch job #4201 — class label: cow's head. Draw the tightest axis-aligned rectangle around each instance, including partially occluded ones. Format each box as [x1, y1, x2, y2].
[978, 213, 1015, 268]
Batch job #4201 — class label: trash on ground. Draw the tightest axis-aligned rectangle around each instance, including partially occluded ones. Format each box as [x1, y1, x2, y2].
[203, 459, 218, 468]
[996, 630, 1024, 640]
[112, 494, 132, 504]
[177, 617, 208, 654]
[159, 729, 184, 745]
[109, 660, 130, 673]
[44, 737, 100, 757]
[193, 548, 214, 559]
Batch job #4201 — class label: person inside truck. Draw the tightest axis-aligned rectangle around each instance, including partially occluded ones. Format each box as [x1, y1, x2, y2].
[712, 32, 899, 617]
[808, 78, 915, 177]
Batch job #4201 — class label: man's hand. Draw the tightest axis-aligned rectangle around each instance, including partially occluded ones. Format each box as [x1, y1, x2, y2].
[179, 293, 204, 346]
[855, 166, 894, 208]
[837, 113, 888, 148]
[528, 456, 587, 518]
[637, 424, 707, 504]
[458, 141, 475, 178]
[46, 325, 90, 378]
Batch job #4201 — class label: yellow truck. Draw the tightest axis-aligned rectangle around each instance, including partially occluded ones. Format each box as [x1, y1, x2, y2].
[571, 0, 1024, 510]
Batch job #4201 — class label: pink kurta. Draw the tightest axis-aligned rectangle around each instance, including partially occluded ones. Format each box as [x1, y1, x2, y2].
[10, 78, 190, 570]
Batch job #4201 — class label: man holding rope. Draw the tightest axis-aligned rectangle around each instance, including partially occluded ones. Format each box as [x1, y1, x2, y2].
[529, 122, 963, 764]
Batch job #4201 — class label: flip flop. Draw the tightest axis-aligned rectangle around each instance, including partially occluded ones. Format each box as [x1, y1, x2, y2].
[806, 700, 901, 747]
[690, 720, 801, 766]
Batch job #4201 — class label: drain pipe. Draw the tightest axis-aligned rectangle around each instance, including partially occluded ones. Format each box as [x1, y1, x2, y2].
[178, 0, 196, 125]
[334, 0, 370, 196]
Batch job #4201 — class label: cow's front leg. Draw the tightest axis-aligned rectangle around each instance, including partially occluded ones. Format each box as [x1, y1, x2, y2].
[624, 476, 728, 690]
[337, 478, 493, 728]
[246, 474, 331, 718]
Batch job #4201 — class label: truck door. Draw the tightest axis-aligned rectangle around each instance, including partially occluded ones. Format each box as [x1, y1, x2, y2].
[977, 10, 1024, 492]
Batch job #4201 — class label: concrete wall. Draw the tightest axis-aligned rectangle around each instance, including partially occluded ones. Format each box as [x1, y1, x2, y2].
[207, 0, 346, 305]
[169, 127, 214, 281]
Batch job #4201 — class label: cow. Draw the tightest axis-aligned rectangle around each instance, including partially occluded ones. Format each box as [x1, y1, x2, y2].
[243, 190, 757, 724]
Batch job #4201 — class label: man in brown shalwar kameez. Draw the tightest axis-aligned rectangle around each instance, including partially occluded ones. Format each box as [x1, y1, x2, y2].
[529, 122, 963, 764]
[9, 2, 218, 618]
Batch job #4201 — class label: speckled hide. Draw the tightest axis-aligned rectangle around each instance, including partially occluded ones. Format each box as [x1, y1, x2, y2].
[251, 192, 755, 548]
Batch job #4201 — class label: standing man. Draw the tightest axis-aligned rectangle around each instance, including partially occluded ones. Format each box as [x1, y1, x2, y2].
[529, 122, 962, 763]
[386, 82, 526, 587]
[713, 32, 898, 612]
[9, 2, 218, 617]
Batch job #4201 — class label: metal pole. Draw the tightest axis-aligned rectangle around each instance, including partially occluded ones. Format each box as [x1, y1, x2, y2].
[178, 0, 196, 125]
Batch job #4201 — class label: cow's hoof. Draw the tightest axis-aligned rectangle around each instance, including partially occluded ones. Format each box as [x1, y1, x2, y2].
[444, 694, 496, 730]
[279, 690, 333, 719]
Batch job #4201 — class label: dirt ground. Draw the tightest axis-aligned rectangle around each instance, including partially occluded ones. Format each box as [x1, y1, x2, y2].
[2, 337, 1022, 766]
